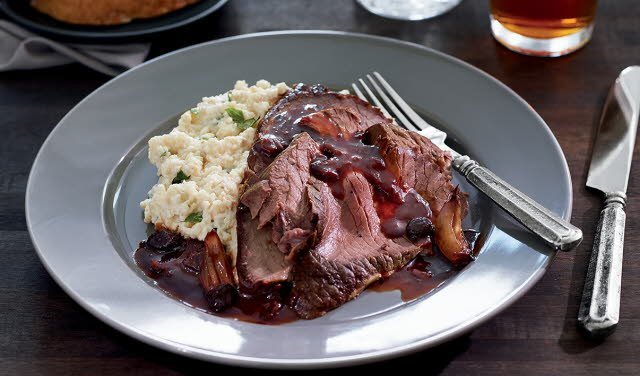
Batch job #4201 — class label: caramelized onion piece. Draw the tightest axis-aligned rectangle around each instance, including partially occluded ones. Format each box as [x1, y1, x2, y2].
[199, 231, 238, 311]
[434, 189, 472, 266]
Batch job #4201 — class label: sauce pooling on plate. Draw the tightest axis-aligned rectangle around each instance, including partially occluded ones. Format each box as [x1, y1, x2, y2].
[134, 229, 481, 323]
[135, 234, 297, 325]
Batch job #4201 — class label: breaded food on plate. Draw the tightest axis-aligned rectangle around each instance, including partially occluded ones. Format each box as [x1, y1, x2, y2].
[31, 0, 200, 25]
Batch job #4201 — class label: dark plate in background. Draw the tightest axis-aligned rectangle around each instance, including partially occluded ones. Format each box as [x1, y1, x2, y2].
[0, 0, 228, 42]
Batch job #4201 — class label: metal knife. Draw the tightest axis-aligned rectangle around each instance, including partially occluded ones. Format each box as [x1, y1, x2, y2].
[579, 66, 640, 338]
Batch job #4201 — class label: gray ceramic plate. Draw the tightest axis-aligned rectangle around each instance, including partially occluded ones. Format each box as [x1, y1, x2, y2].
[26, 31, 572, 369]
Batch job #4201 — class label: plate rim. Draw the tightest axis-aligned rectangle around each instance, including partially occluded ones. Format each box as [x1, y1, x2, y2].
[0, 0, 229, 41]
[25, 30, 573, 369]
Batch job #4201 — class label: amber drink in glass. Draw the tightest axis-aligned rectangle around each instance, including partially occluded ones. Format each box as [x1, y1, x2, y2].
[490, 0, 598, 57]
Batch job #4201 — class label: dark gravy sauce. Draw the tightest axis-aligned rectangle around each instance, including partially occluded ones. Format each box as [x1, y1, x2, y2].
[135, 241, 297, 325]
[135, 230, 480, 323]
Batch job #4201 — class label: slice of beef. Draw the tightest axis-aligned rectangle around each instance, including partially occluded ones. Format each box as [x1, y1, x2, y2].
[365, 123, 454, 214]
[236, 132, 322, 289]
[365, 123, 472, 265]
[290, 173, 421, 319]
[236, 207, 291, 289]
[249, 84, 389, 174]
[298, 107, 367, 139]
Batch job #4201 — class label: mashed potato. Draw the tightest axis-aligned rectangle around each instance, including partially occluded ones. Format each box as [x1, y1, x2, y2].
[141, 80, 289, 262]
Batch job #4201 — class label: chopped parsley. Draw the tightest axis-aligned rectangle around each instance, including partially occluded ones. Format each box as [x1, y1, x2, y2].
[160, 151, 169, 157]
[184, 212, 203, 224]
[225, 107, 245, 122]
[237, 117, 258, 130]
[190, 108, 199, 116]
[172, 170, 190, 184]
[225, 107, 258, 130]
[227, 92, 232, 101]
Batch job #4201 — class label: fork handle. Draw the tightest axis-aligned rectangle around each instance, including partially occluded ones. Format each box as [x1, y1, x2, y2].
[452, 155, 582, 251]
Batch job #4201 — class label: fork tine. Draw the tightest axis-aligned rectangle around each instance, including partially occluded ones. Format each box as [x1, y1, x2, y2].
[372, 72, 431, 130]
[351, 83, 367, 101]
[366, 74, 420, 131]
[357, 78, 393, 120]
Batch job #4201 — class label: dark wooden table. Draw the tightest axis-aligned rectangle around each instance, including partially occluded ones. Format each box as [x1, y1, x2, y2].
[2, 1, 639, 374]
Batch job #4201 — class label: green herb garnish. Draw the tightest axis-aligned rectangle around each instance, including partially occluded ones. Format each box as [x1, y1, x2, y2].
[172, 170, 190, 184]
[225, 107, 245, 122]
[227, 92, 232, 101]
[160, 151, 169, 157]
[184, 212, 203, 224]
[239, 117, 259, 130]
[190, 108, 199, 116]
[225, 107, 258, 130]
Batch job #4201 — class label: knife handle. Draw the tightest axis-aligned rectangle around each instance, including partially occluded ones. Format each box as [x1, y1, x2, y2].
[578, 192, 626, 338]
[453, 155, 583, 251]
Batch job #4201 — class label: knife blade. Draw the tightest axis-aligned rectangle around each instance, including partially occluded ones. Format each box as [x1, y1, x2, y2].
[579, 66, 640, 338]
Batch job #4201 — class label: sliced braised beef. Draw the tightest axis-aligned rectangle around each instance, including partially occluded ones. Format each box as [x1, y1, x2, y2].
[237, 85, 474, 319]
[236, 132, 322, 289]
[236, 85, 472, 319]
[364, 123, 472, 264]
[248, 84, 388, 174]
[290, 173, 422, 318]
[364, 123, 455, 213]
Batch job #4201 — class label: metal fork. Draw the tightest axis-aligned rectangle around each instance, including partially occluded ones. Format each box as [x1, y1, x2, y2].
[353, 72, 583, 251]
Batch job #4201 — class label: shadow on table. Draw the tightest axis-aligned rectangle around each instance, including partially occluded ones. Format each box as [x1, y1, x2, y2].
[557, 88, 610, 355]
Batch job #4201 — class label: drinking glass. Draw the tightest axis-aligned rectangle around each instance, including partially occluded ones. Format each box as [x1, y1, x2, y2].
[490, 0, 598, 57]
[357, 0, 463, 21]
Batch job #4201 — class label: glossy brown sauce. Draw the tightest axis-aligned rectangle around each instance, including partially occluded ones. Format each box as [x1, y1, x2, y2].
[135, 230, 480, 323]
[370, 251, 453, 301]
[371, 230, 481, 300]
[135, 240, 446, 321]
[309, 129, 433, 241]
[135, 239, 205, 306]
[135, 242, 297, 325]
[252, 84, 346, 157]
[218, 289, 298, 325]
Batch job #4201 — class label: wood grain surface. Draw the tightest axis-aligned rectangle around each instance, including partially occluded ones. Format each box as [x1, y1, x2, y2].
[1, 1, 638, 374]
